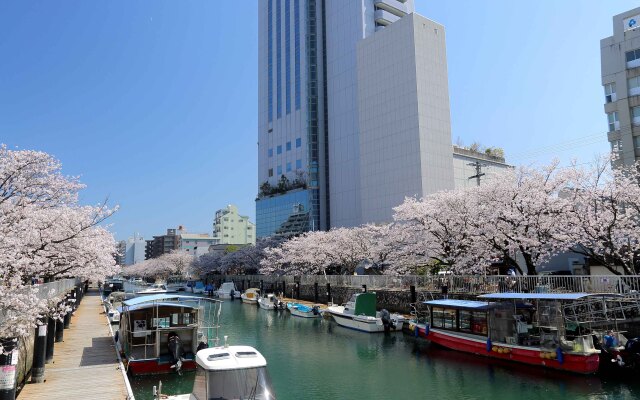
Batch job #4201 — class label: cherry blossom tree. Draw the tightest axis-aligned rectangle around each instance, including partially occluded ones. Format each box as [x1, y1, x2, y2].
[0, 145, 118, 338]
[562, 157, 640, 275]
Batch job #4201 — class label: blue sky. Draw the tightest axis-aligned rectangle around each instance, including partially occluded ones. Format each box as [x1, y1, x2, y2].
[1, 1, 637, 240]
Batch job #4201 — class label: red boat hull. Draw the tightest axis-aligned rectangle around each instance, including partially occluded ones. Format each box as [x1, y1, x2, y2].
[416, 325, 599, 374]
[126, 358, 197, 375]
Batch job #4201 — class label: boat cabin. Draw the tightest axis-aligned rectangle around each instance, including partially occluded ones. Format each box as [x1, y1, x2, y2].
[425, 293, 620, 352]
[190, 345, 275, 400]
[344, 292, 377, 317]
[120, 296, 200, 362]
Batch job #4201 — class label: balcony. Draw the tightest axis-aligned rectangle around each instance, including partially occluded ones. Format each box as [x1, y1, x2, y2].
[374, 0, 408, 18]
[375, 9, 401, 26]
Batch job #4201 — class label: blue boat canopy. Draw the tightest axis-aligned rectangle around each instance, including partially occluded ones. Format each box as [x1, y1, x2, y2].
[424, 299, 491, 310]
[125, 302, 198, 311]
[478, 293, 622, 301]
[123, 294, 200, 306]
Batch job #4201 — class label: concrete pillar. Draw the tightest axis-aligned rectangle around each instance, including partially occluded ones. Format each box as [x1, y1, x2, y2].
[31, 320, 47, 383]
[314, 283, 319, 302]
[0, 338, 18, 400]
[45, 318, 56, 364]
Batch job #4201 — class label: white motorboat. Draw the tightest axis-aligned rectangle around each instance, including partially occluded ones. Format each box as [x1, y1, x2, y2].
[215, 282, 238, 300]
[287, 302, 323, 318]
[153, 342, 276, 400]
[106, 306, 120, 324]
[241, 288, 260, 304]
[325, 292, 405, 333]
[258, 293, 285, 311]
[136, 283, 178, 295]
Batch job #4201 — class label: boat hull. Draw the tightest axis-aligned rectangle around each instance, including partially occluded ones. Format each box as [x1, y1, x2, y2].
[326, 308, 403, 333]
[126, 358, 197, 376]
[288, 306, 322, 319]
[413, 324, 599, 374]
[241, 297, 257, 304]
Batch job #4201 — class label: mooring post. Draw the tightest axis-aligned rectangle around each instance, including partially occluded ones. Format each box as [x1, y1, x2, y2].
[260, 280, 264, 292]
[362, 284, 367, 293]
[282, 281, 286, 297]
[295, 282, 300, 299]
[55, 311, 64, 343]
[326, 283, 331, 304]
[0, 338, 18, 400]
[63, 299, 71, 329]
[31, 319, 47, 383]
[45, 317, 56, 364]
[314, 282, 319, 302]
[410, 285, 416, 303]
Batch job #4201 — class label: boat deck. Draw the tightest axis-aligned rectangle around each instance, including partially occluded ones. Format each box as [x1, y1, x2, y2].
[18, 289, 129, 400]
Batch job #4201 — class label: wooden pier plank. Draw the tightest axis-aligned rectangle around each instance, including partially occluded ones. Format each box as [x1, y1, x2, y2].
[18, 289, 128, 400]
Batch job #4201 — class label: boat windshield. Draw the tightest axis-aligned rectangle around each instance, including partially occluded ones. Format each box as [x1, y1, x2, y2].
[196, 366, 275, 400]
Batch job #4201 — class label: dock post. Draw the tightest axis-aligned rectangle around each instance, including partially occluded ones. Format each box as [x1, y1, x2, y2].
[282, 281, 286, 297]
[63, 306, 71, 329]
[260, 280, 264, 293]
[326, 283, 331, 304]
[45, 317, 56, 364]
[410, 285, 416, 303]
[314, 283, 318, 302]
[362, 284, 367, 293]
[295, 282, 300, 299]
[55, 312, 64, 343]
[31, 319, 47, 383]
[0, 338, 18, 400]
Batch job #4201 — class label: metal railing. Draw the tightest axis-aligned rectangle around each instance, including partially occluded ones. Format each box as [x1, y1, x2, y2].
[32, 278, 82, 300]
[223, 274, 640, 295]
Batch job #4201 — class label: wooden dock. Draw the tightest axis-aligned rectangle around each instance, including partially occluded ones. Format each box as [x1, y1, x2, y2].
[19, 289, 129, 399]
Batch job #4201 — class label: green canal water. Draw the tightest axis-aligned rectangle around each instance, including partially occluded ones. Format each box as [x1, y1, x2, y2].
[129, 299, 640, 400]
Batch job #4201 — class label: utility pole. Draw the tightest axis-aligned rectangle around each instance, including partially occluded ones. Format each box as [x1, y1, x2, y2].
[468, 161, 486, 186]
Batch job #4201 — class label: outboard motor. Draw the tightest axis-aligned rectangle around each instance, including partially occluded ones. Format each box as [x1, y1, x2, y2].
[380, 309, 392, 332]
[230, 290, 235, 301]
[624, 337, 640, 369]
[312, 306, 320, 316]
[197, 341, 208, 352]
[167, 332, 185, 373]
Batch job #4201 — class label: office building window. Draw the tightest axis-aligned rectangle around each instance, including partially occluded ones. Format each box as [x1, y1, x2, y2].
[294, 0, 301, 110]
[629, 76, 640, 96]
[277, 165, 282, 175]
[633, 106, 640, 125]
[268, 0, 273, 122]
[268, 168, 273, 177]
[286, 141, 291, 151]
[268, 148, 273, 157]
[277, 145, 282, 154]
[612, 139, 623, 153]
[276, 0, 282, 119]
[604, 83, 616, 103]
[296, 137, 301, 148]
[286, 162, 292, 172]
[296, 159, 302, 169]
[285, 0, 291, 115]
[626, 49, 640, 63]
[608, 111, 619, 132]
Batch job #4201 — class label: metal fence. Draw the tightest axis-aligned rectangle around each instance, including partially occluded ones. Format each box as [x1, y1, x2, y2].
[0, 278, 81, 325]
[32, 278, 81, 300]
[223, 274, 640, 295]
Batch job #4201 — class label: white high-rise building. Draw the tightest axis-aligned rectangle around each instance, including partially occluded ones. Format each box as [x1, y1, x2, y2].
[601, 7, 640, 166]
[124, 234, 146, 266]
[256, 0, 454, 237]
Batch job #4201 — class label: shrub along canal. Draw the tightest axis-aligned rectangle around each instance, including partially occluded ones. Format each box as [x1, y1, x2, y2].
[128, 298, 640, 400]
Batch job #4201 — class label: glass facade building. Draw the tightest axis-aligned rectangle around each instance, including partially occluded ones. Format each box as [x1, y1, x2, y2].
[256, 190, 310, 238]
